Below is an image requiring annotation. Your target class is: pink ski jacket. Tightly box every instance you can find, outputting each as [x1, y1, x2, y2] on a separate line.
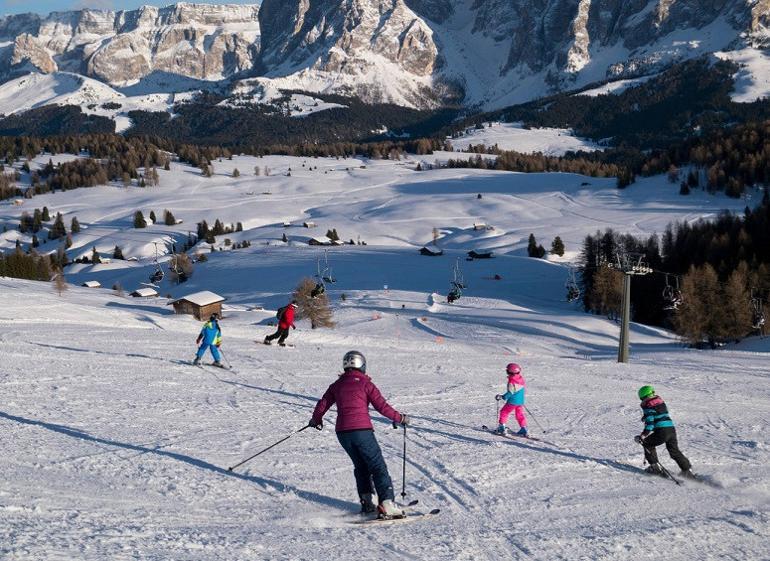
[311, 369, 402, 432]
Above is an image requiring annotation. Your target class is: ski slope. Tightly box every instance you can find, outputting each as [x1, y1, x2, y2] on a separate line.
[1, 154, 768, 559]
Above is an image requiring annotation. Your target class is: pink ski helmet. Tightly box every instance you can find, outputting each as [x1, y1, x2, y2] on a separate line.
[506, 363, 521, 375]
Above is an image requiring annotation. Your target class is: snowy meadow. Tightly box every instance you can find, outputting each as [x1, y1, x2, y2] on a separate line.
[0, 151, 768, 560]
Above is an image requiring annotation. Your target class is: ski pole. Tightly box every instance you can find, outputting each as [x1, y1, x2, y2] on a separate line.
[401, 424, 407, 499]
[228, 425, 310, 472]
[524, 405, 547, 434]
[219, 348, 232, 369]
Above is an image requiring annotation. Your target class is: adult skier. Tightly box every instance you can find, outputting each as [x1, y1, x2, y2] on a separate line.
[635, 385, 696, 479]
[193, 313, 223, 367]
[309, 350, 410, 519]
[495, 363, 528, 436]
[264, 300, 298, 346]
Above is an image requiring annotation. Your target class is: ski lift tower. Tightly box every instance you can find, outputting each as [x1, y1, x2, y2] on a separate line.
[611, 253, 652, 363]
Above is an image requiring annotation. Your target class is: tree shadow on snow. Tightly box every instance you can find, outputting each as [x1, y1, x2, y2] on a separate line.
[0, 410, 353, 512]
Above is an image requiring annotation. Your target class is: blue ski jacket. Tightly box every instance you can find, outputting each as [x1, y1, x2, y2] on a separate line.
[197, 320, 222, 346]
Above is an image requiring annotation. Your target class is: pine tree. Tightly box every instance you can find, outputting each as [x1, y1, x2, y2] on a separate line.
[527, 234, 538, 257]
[71, 217, 80, 233]
[232, 168, 240, 177]
[32, 209, 42, 232]
[48, 213, 66, 240]
[32, 235, 39, 248]
[149, 211, 156, 224]
[42, 206, 50, 221]
[134, 211, 147, 229]
[91, 247, 101, 264]
[282, 232, 288, 243]
[551, 236, 565, 256]
[113, 245, 124, 260]
[164, 209, 176, 225]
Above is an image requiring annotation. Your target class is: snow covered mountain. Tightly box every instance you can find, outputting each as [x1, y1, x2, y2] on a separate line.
[0, 1, 769, 111]
[0, 3, 261, 86]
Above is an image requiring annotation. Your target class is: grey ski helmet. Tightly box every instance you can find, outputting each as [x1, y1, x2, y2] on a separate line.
[343, 350, 366, 373]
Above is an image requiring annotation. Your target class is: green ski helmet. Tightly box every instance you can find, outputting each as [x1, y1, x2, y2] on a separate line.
[638, 385, 655, 400]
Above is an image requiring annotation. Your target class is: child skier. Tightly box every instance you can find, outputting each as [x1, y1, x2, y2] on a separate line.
[309, 350, 410, 519]
[193, 313, 223, 367]
[495, 363, 527, 436]
[635, 385, 695, 479]
[264, 300, 298, 346]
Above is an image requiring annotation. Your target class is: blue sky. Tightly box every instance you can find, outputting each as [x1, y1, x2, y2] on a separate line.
[1, 0, 259, 16]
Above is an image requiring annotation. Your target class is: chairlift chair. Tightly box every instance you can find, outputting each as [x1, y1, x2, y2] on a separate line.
[149, 242, 165, 284]
[663, 274, 683, 311]
[751, 296, 766, 330]
[565, 267, 581, 302]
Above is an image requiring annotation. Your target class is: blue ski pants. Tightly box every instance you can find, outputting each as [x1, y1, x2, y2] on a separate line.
[196, 343, 221, 362]
[336, 429, 395, 502]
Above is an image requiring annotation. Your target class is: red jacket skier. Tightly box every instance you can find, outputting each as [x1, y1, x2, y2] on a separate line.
[264, 300, 298, 346]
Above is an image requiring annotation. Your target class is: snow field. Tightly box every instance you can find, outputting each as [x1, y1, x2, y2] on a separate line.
[0, 274, 768, 560]
[0, 152, 768, 559]
[449, 122, 600, 156]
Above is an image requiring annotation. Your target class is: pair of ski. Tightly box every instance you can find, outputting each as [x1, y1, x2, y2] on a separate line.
[481, 424, 547, 444]
[352, 499, 440, 526]
[257, 340, 295, 348]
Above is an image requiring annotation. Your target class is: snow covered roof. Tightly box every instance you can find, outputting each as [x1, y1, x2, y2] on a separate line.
[81, 281, 101, 288]
[131, 288, 158, 297]
[170, 290, 225, 307]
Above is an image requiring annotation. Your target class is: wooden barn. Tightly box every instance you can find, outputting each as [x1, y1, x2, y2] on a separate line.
[419, 246, 443, 256]
[131, 287, 158, 298]
[169, 291, 225, 320]
[467, 250, 494, 259]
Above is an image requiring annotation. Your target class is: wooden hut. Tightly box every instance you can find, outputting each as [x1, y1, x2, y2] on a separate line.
[467, 250, 494, 259]
[131, 287, 158, 298]
[81, 280, 102, 288]
[419, 246, 443, 256]
[169, 291, 225, 320]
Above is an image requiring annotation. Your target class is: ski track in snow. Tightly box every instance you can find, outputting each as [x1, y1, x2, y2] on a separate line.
[0, 155, 768, 559]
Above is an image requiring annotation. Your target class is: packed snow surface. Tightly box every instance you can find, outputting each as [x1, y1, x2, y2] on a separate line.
[449, 122, 600, 155]
[1, 154, 768, 559]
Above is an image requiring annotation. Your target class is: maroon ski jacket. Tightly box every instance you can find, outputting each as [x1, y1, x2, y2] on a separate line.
[311, 369, 402, 432]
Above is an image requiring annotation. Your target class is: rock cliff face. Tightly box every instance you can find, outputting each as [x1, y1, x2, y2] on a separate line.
[0, 1, 766, 109]
[0, 4, 261, 84]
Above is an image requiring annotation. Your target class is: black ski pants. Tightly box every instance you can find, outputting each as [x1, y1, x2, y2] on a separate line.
[265, 327, 290, 344]
[337, 429, 395, 502]
[642, 427, 691, 471]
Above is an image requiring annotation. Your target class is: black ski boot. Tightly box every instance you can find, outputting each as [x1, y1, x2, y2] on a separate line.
[645, 463, 664, 476]
[680, 469, 698, 481]
[192, 357, 201, 365]
[359, 493, 376, 514]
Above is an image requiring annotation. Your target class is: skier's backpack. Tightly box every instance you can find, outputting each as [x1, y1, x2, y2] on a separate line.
[276, 305, 288, 321]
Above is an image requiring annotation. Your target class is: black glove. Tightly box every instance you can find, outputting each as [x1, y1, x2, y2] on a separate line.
[495, 394, 503, 401]
[400, 414, 411, 427]
[634, 434, 647, 445]
[310, 420, 323, 430]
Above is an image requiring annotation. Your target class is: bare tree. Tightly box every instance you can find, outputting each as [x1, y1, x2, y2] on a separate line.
[52, 270, 67, 297]
[168, 253, 194, 284]
[293, 277, 335, 329]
